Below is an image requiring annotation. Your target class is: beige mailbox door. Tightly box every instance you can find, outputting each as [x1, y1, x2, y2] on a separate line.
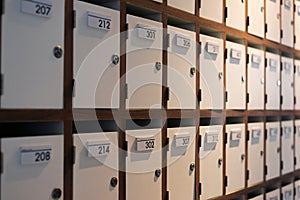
[199, 0, 223, 23]
[281, 120, 294, 175]
[266, 0, 280, 42]
[266, 52, 280, 110]
[247, 0, 264, 38]
[266, 122, 280, 180]
[281, 57, 294, 110]
[226, 0, 246, 31]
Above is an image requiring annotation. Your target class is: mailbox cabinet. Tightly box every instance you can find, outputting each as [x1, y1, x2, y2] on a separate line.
[126, 15, 163, 109]
[167, 26, 196, 109]
[266, 0, 281, 42]
[295, 120, 300, 170]
[1, 0, 65, 108]
[200, 34, 224, 110]
[0, 135, 64, 200]
[73, 1, 120, 108]
[282, 183, 294, 200]
[295, 0, 300, 50]
[199, 125, 223, 200]
[266, 52, 280, 110]
[247, 0, 264, 38]
[281, 56, 294, 110]
[281, 120, 294, 175]
[281, 0, 294, 47]
[225, 0, 246, 31]
[295, 59, 300, 109]
[247, 122, 264, 186]
[199, 0, 223, 23]
[73, 132, 119, 200]
[265, 122, 281, 180]
[167, 0, 195, 14]
[225, 123, 245, 194]
[266, 189, 280, 200]
[225, 41, 246, 109]
[247, 47, 264, 110]
[167, 127, 196, 200]
[126, 128, 162, 200]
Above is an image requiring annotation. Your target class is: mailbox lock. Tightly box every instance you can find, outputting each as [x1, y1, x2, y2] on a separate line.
[218, 158, 223, 166]
[110, 177, 118, 187]
[189, 163, 195, 171]
[112, 54, 120, 65]
[241, 154, 245, 161]
[218, 72, 223, 80]
[155, 169, 161, 178]
[155, 62, 162, 71]
[51, 188, 62, 199]
[53, 46, 63, 59]
[190, 67, 196, 76]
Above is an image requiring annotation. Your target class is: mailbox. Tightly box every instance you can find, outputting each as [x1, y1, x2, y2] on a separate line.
[167, 0, 195, 14]
[199, 0, 223, 23]
[225, 0, 246, 31]
[281, 0, 294, 47]
[266, 0, 281, 42]
[295, 59, 300, 109]
[295, 120, 300, 170]
[247, 0, 264, 38]
[266, 121, 280, 180]
[281, 56, 294, 110]
[295, 0, 300, 50]
[1, 0, 64, 108]
[282, 184, 294, 200]
[296, 180, 300, 199]
[266, 52, 280, 110]
[266, 189, 280, 200]
[281, 120, 294, 175]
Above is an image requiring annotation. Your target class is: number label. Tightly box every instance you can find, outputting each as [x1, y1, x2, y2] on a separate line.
[136, 137, 155, 151]
[87, 141, 110, 157]
[206, 132, 219, 144]
[230, 130, 242, 141]
[297, 65, 300, 73]
[297, 126, 300, 137]
[21, 0, 52, 18]
[20, 145, 52, 165]
[252, 129, 261, 139]
[284, 127, 292, 139]
[206, 42, 219, 54]
[252, 54, 261, 64]
[230, 49, 242, 60]
[175, 133, 191, 147]
[285, 0, 291, 8]
[269, 58, 277, 69]
[87, 12, 111, 31]
[176, 34, 191, 48]
[137, 25, 156, 40]
[284, 62, 291, 71]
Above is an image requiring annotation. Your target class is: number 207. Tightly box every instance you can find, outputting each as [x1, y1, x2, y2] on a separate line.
[35, 4, 51, 16]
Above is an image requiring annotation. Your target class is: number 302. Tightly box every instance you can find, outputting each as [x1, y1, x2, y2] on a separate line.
[35, 151, 51, 162]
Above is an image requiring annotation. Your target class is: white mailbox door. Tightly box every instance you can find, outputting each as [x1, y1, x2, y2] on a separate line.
[266, 0, 281, 42]
[249, 195, 264, 200]
[295, 1, 300, 50]
[167, 127, 195, 200]
[167, 26, 196, 109]
[200, 35, 224, 110]
[281, 120, 294, 174]
[73, 1, 120, 108]
[226, 41, 246, 109]
[281, 0, 294, 47]
[225, 123, 245, 194]
[266, 52, 280, 110]
[167, 0, 195, 14]
[282, 184, 294, 200]
[247, 47, 264, 110]
[199, 0, 223, 23]
[199, 125, 223, 200]
[247, 122, 264, 186]
[126, 15, 163, 109]
[295, 180, 300, 200]
[266, 122, 280, 180]
[295, 120, 300, 170]
[247, 0, 264, 38]
[1, 0, 64, 109]
[226, 0, 246, 31]
[73, 132, 119, 200]
[1, 135, 63, 200]
[295, 60, 300, 109]
[266, 189, 280, 200]
[281, 57, 294, 110]
[126, 128, 162, 200]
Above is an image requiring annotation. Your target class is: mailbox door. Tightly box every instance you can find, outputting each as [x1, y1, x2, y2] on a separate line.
[281, 57, 294, 110]
[200, 34, 224, 110]
[249, 195, 264, 200]
[295, 59, 300, 109]
[226, 0, 246, 31]
[247, 0, 264, 38]
[199, 0, 223, 23]
[167, 26, 196, 109]
[1, 135, 63, 200]
[295, 120, 300, 170]
[247, 47, 264, 110]
[266, 52, 280, 110]
[266, 122, 280, 180]
[126, 128, 162, 200]
[126, 15, 163, 109]
[225, 41, 246, 109]
[167, 0, 195, 14]
[247, 122, 264, 186]
[295, 180, 300, 199]
[1, 0, 64, 108]
[73, 132, 119, 200]
[281, 0, 294, 47]
[199, 125, 223, 200]
[282, 184, 294, 200]
[167, 127, 196, 200]
[225, 123, 245, 194]
[281, 120, 294, 174]
[266, 189, 280, 200]
[266, 0, 281, 42]
[295, 0, 300, 50]
[73, 1, 120, 108]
